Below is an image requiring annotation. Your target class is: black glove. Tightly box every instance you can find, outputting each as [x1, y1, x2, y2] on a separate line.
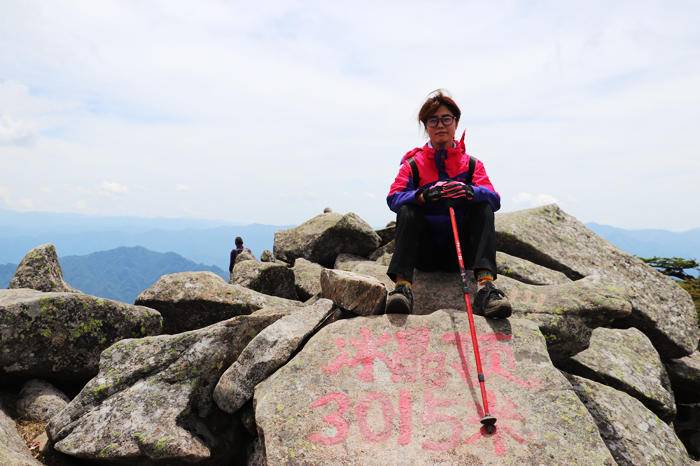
[419, 184, 443, 204]
[440, 180, 474, 201]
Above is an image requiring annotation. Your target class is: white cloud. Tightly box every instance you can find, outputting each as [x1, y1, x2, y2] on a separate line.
[73, 199, 90, 212]
[0, 2, 698, 229]
[0, 185, 35, 211]
[512, 192, 560, 209]
[16, 198, 35, 210]
[100, 181, 128, 196]
[0, 115, 37, 146]
[0, 185, 10, 205]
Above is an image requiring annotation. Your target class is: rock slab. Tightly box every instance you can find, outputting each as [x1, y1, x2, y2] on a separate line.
[560, 327, 675, 422]
[496, 251, 570, 285]
[0, 289, 162, 381]
[255, 312, 615, 465]
[567, 374, 693, 466]
[47, 311, 284, 464]
[320, 269, 386, 316]
[496, 204, 698, 358]
[135, 271, 301, 333]
[0, 402, 41, 465]
[496, 274, 632, 360]
[334, 253, 394, 290]
[214, 299, 335, 413]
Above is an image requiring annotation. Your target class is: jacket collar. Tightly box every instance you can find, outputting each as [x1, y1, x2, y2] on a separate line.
[423, 130, 467, 159]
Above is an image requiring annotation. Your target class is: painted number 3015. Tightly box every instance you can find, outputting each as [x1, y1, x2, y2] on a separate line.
[308, 390, 465, 451]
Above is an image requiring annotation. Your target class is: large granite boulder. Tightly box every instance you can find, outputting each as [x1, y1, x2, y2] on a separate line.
[320, 269, 386, 316]
[274, 212, 381, 267]
[135, 271, 302, 334]
[496, 251, 570, 285]
[47, 308, 288, 464]
[496, 274, 632, 360]
[1, 402, 41, 466]
[8, 243, 78, 293]
[566, 374, 693, 465]
[665, 351, 700, 401]
[17, 379, 70, 422]
[214, 299, 335, 414]
[0, 289, 162, 382]
[496, 204, 698, 358]
[560, 327, 675, 421]
[230, 260, 298, 300]
[255, 312, 615, 465]
[291, 258, 326, 301]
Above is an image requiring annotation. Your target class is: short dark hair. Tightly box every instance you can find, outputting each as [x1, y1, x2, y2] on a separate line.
[235, 236, 243, 245]
[418, 89, 461, 128]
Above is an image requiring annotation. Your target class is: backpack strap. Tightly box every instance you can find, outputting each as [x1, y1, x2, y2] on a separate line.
[465, 156, 476, 184]
[406, 157, 420, 189]
[406, 154, 476, 187]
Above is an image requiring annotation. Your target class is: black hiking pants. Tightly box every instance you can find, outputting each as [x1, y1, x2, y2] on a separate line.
[387, 202, 497, 282]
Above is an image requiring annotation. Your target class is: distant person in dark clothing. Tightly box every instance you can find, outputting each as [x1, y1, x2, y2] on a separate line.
[229, 236, 251, 273]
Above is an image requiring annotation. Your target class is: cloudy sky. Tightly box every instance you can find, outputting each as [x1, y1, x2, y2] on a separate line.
[1, 1, 698, 230]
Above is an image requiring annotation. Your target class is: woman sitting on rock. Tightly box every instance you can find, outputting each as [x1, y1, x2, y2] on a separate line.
[385, 90, 511, 318]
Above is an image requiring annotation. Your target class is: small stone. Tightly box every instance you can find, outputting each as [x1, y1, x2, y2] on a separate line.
[260, 250, 275, 262]
[17, 379, 70, 422]
[9, 243, 78, 293]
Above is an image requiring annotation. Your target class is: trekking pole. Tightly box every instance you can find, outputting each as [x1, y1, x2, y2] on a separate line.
[448, 205, 497, 434]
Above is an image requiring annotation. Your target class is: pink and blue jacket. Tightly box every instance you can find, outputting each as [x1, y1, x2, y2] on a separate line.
[387, 134, 500, 236]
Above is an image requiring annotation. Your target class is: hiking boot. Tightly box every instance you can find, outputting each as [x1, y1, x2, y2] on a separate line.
[474, 281, 512, 319]
[385, 284, 414, 314]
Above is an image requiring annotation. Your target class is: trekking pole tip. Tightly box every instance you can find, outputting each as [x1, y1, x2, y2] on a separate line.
[481, 415, 497, 434]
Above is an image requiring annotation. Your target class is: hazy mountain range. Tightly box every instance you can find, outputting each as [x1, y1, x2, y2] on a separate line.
[586, 223, 700, 260]
[0, 208, 290, 271]
[1, 209, 698, 303]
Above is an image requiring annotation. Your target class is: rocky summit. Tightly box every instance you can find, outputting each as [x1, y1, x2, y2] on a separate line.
[0, 205, 698, 465]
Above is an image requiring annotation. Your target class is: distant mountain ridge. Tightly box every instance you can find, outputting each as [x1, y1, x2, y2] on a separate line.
[0, 209, 291, 270]
[586, 223, 700, 260]
[2, 209, 698, 300]
[1, 246, 226, 303]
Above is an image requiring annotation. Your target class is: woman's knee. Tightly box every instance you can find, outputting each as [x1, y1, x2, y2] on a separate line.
[397, 203, 421, 221]
[470, 202, 494, 218]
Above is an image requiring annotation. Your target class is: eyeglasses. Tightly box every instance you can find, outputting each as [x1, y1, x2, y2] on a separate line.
[426, 115, 455, 128]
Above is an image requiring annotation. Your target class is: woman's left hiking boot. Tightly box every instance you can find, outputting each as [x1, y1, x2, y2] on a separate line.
[474, 281, 512, 319]
[385, 284, 414, 314]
